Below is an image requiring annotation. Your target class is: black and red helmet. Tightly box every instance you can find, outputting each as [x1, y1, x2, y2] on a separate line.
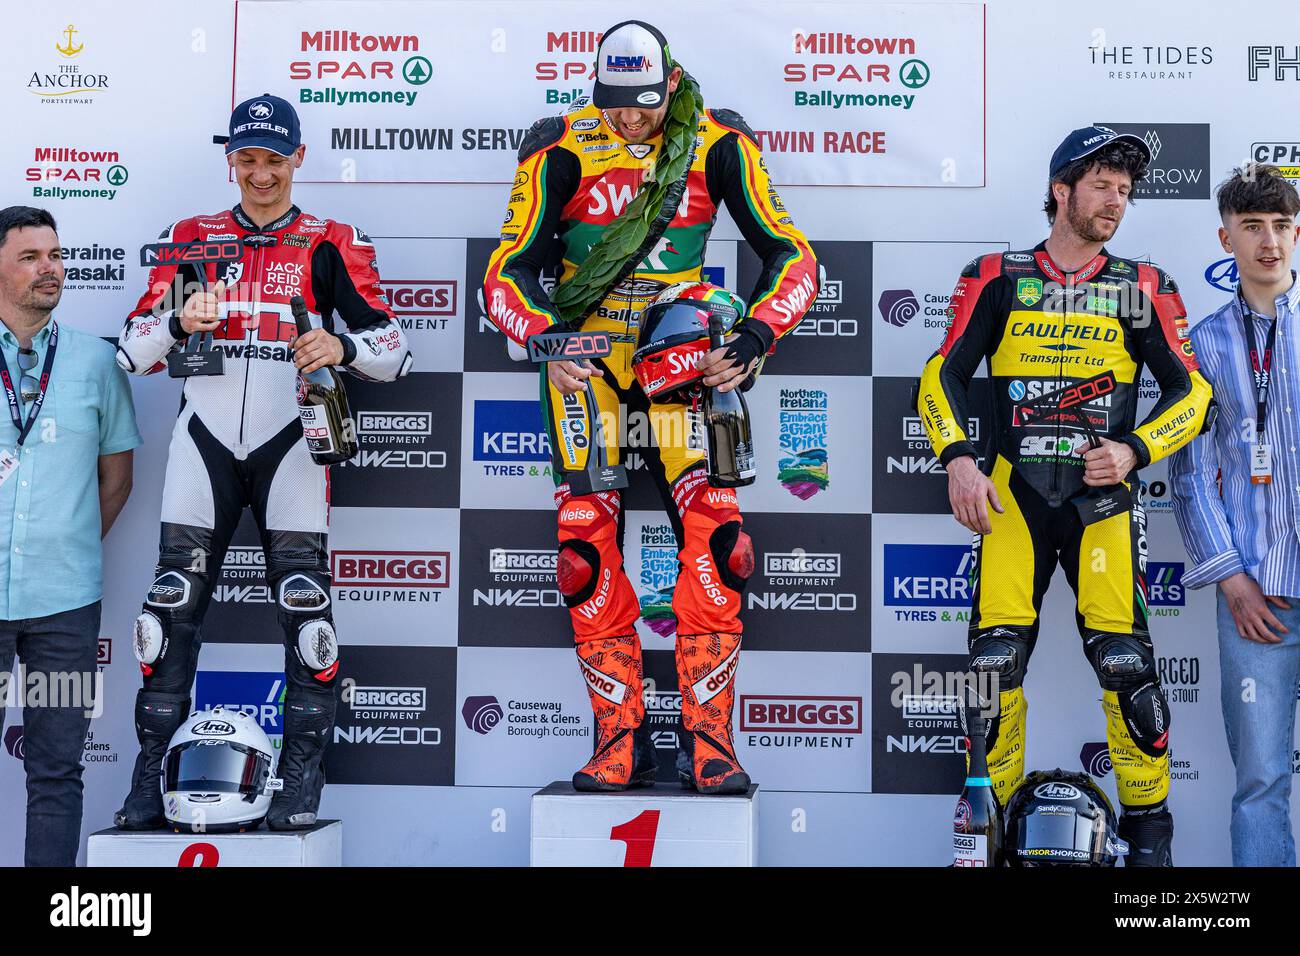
[631, 282, 746, 400]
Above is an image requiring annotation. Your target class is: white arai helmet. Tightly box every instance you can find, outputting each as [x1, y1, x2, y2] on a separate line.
[162, 707, 281, 833]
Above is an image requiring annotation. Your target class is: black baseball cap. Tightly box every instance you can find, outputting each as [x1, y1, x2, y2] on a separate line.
[592, 20, 674, 110]
[1049, 125, 1151, 180]
[215, 94, 302, 156]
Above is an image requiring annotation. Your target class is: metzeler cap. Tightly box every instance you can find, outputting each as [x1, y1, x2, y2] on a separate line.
[217, 94, 302, 156]
[1049, 125, 1151, 180]
[592, 20, 673, 109]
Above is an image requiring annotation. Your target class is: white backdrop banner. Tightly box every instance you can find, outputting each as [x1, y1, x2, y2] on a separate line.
[0, 0, 1297, 867]
[233, 0, 985, 185]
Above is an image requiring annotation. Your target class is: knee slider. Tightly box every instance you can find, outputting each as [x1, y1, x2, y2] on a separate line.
[709, 521, 754, 594]
[1089, 633, 1169, 757]
[295, 620, 339, 683]
[968, 626, 1032, 691]
[132, 611, 167, 668]
[1121, 680, 1171, 758]
[558, 540, 601, 608]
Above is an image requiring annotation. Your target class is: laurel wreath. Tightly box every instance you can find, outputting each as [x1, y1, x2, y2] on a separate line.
[550, 71, 703, 324]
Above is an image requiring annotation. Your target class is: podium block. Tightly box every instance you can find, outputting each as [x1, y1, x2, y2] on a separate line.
[530, 782, 757, 867]
[87, 820, 342, 867]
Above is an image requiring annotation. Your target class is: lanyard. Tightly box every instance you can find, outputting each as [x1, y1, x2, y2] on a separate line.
[1239, 290, 1277, 441]
[0, 321, 58, 448]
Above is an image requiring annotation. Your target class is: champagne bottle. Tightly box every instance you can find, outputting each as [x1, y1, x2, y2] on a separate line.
[291, 296, 358, 466]
[953, 705, 1003, 867]
[703, 314, 757, 488]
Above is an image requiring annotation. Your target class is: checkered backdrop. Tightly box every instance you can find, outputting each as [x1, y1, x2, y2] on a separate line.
[0, 0, 1297, 865]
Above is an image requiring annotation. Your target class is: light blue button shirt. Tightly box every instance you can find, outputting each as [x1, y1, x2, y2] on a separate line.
[0, 320, 141, 620]
[1170, 274, 1300, 597]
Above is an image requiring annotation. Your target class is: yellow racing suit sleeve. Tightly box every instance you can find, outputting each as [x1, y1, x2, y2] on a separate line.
[707, 109, 818, 350]
[918, 254, 1007, 465]
[482, 116, 578, 347]
[1117, 264, 1214, 468]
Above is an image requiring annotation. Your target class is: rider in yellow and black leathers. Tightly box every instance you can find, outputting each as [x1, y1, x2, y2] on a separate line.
[482, 77, 816, 793]
[918, 243, 1213, 863]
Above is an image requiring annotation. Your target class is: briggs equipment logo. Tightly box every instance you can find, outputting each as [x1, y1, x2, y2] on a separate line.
[379, 280, 456, 332]
[740, 695, 863, 734]
[475, 547, 561, 609]
[332, 551, 451, 604]
[339, 409, 447, 471]
[209, 546, 271, 606]
[749, 548, 855, 613]
[208, 546, 271, 606]
[350, 686, 427, 713]
[357, 410, 432, 436]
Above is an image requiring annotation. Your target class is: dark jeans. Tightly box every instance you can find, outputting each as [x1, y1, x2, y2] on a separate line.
[0, 601, 101, 867]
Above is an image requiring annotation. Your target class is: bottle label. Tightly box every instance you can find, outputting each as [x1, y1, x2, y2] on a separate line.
[298, 403, 335, 454]
[953, 832, 988, 867]
[734, 440, 757, 478]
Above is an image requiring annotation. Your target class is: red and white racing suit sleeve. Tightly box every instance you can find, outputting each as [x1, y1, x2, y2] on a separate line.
[116, 220, 201, 375]
[312, 222, 413, 382]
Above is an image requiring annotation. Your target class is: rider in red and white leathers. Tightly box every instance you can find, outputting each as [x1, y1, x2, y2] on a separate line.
[114, 152, 411, 829]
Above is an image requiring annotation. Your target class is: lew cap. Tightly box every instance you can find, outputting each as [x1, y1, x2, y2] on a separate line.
[214, 94, 302, 156]
[1049, 125, 1151, 179]
[592, 20, 674, 109]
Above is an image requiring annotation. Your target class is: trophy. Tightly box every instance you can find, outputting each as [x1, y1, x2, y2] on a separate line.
[527, 329, 628, 494]
[139, 239, 243, 378]
[1014, 370, 1132, 523]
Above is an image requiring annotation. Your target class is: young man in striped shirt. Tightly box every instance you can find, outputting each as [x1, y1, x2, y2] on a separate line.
[1170, 164, 1300, 866]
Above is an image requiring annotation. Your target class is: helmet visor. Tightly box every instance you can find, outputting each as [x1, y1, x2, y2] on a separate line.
[1013, 808, 1105, 864]
[637, 301, 713, 351]
[163, 740, 272, 796]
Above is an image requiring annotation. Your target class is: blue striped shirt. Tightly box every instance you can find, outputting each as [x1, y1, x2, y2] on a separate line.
[1170, 273, 1300, 596]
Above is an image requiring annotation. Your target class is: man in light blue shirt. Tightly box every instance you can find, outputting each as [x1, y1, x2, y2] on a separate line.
[1170, 165, 1300, 866]
[0, 206, 140, 866]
